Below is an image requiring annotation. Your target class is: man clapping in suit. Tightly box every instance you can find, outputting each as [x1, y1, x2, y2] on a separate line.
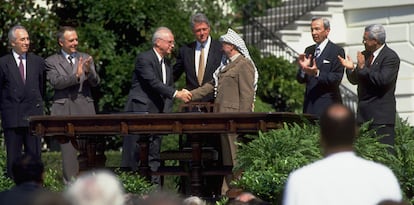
[0, 25, 45, 179]
[45, 26, 100, 182]
[297, 17, 345, 117]
[338, 24, 400, 146]
[122, 27, 191, 184]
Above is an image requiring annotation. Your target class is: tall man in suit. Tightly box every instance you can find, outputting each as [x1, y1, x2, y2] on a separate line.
[45, 26, 100, 182]
[338, 24, 400, 146]
[0, 25, 45, 178]
[297, 17, 345, 117]
[121, 27, 191, 183]
[173, 13, 223, 102]
[173, 13, 224, 195]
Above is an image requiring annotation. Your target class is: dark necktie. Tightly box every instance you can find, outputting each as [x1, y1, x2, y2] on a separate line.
[314, 46, 321, 58]
[18, 55, 25, 83]
[367, 54, 374, 67]
[68, 55, 74, 66]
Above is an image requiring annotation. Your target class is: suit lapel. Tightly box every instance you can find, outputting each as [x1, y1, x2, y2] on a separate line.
[151, 50, 163, 81]
[189, 42, 197, 79]
[7, 54, 25, 86]
[57, 53, 73, 75]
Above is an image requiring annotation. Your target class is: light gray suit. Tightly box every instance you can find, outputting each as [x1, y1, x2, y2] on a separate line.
[45, 51, 100, 181]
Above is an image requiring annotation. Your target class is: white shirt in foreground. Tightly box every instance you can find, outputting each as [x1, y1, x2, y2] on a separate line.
[283, 151, 402, 205]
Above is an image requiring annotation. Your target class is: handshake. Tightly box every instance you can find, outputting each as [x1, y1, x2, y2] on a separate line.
[176, 89, 192, 103]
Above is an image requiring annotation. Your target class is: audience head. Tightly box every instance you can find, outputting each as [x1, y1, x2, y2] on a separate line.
[377, 200, 410, 205]
[8, 25, 30, 55]
[183, 196, 206, 205]
[152, 27, 175, 57]
[65, 170, 125, 205]
[29, 190, 71, 205]
[140, 191, 182, 205]
[12, 154, 44, 185]
[190, 13, 211, 44]
[57, 26, 78, 54]
[320, 104, 356, 153]
[310, 17, 330, 44]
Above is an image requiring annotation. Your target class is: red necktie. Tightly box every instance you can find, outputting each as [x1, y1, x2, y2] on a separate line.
[18, 55, 25, 83]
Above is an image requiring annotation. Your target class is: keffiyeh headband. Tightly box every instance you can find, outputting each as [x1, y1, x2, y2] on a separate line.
[213, 28, 259, 99]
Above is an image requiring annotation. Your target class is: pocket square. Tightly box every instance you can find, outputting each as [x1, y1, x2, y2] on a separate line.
[323, 59, 330, 64]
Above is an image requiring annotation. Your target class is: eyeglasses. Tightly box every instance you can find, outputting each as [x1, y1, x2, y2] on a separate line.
[159, 38, 175, 45]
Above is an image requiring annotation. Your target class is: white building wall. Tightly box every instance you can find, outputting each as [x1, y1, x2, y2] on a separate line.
[342, 0, 414, 124]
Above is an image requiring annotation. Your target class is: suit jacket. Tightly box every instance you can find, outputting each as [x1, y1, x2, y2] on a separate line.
[191, 55, 255, 112]
[0, 52, 45, 128]
[346, 44, 399, 125]
[296, 40, 345, 117]
[125, 49, 175, 113]
[45, 51, 100, 115]
[173, 39, 223, 102]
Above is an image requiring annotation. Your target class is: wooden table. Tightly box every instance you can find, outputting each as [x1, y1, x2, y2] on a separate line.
[29, 112, 316, 195]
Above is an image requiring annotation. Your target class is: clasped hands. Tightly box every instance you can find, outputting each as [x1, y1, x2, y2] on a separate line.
[337, 51, 366, 70]
[298, 54, 319, 76]
[176, 89, 192, 103]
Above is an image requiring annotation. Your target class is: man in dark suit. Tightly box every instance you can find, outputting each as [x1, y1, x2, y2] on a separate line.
[297, 17, 345, 117]
[173, 13, 223, 102]
[121, 27, 191, 183]
[172, 13, 224, 195]
[0, 154, 45, 205]
[338, 24, 400, 146]
[0, 25, 45, 178]
[45, 26, 100, 182]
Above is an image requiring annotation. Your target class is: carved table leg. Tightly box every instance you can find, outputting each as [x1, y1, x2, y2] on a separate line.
[190, 135, 202, 196]
[138, 135, 150, 181]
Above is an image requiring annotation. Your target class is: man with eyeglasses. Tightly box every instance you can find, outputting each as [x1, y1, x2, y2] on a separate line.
[338, 24, 400, 146]
[121, 27, 191, 184]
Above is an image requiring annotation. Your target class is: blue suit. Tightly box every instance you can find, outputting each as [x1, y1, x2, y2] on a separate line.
[297, 41, 345, 117]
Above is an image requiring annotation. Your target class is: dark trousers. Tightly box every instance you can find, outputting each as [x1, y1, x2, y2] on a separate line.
[370, 124, 395, 146]
[121, 134, 162, 184]
[4, 127, 41, 178]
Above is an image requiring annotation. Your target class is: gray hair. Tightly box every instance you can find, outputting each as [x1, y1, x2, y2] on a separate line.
[365, 24, 386, 44]
[8, 25, 27, 45]
[152, 26, 172, 45]
[190, 13, 210, 29]
[311, 17, 330, 30]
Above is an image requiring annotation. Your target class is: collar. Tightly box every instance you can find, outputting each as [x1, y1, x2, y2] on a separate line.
[12, 50, 26, 59]
[153, 48, 163, 63]
[61, 49, 77, 60]
[316, 38, 329, 52]
[229, 53, 241, 62]
[196, 36, 211, 50]
[372, 44, 385, 58]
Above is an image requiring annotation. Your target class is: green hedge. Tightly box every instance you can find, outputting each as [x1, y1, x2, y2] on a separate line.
[234, 118, 414, 204]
